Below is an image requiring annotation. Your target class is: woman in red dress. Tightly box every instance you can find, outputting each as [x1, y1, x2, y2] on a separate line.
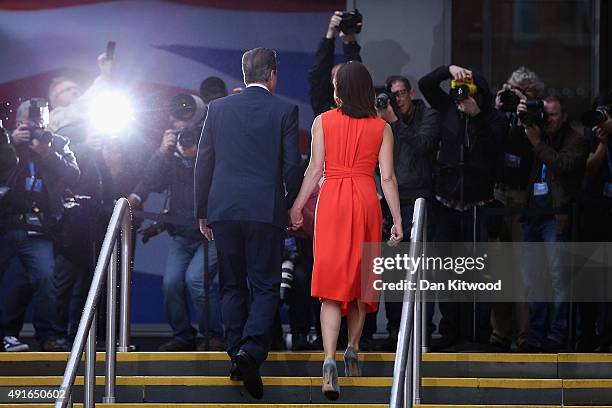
[290, 61, 403, 400]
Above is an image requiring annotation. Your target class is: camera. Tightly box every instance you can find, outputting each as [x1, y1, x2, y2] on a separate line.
[138, 210, 174, 243]
[499, 89, 521, 113]
[450, 78, 477, 103]
[171, 93, 207, 124]
[176, 126, 202, 149]
[26, 98, 53, 144]
[581, 105, 612, 128]
[280, 236, 298, 303]
[519, 100, 546, 127]
[339, 9, 363, 35]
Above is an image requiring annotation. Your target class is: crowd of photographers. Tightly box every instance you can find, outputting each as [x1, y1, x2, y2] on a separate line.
[0, 10, 611, 354]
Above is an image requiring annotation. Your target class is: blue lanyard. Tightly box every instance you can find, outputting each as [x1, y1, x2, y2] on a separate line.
[539, 163, 547, 182]
[28, 160, 36, 178]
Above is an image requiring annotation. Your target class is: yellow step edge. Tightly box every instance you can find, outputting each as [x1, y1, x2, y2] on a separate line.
[558, 353, 612, 363]
[0, 405, 389, 408]
[421, 377, 612, 389]
[422, 353, 558, 363]
[415, 405, 562, 408]
[0, 376, 391, 387]
[0, 351, 396, 362]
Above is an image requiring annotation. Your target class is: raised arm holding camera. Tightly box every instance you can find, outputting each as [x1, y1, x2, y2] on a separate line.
[0, 99, 79, 352]
[308, 10, 363, 116]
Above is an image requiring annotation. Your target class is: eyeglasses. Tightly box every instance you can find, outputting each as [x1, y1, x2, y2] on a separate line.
[392, 89, 410, 98]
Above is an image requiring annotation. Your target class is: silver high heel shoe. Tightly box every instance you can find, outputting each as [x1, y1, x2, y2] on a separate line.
[322, 357, 340, 400]
[344, 346, 361, 377]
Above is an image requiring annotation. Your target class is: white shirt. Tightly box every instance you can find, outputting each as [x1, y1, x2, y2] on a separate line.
[246, 83, 270, 92]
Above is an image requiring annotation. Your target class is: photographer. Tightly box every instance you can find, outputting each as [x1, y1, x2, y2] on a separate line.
[519, 96, 588, 352]
[418, 65, 508, 350]
[376, 75, 440, 350]
[490, 67, 544, 351]
[143, 117, 224, 351]
[576, 92, 612, 351]
[0, 99, 80, 352]
[308, 10, 362, 116]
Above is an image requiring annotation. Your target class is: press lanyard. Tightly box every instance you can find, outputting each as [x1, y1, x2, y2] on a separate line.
[26, 161, 36, 191]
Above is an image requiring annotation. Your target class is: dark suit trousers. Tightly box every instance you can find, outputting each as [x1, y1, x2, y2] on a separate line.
[212, 220, 283, 365]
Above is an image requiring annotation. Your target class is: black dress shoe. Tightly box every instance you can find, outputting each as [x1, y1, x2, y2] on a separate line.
[230, 360, 242, 381]
[234, 350, 263, 399]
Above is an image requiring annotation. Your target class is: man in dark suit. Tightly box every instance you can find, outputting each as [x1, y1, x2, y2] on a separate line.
[194, 47, 302, 399]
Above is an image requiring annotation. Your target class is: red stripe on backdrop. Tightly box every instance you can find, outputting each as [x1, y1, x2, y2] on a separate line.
[0, 0, 344, 12]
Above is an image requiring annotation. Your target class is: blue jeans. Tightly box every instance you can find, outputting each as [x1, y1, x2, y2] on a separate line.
[522, 217, 569, 345]
[0, 229, 62, 343]
[163, 235, 223, 342]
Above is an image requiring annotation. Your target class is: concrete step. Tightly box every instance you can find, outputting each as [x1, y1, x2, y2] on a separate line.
[0, 376, 391, 404]
[0, 352, 395, 377]
[422, 353, 612, 379]
[421, 377, 612, 405]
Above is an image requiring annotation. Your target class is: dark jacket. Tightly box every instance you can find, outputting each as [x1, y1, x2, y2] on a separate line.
[7, 134, 79, 222]
[390, 99, 440, 202]
[195, 86, 303, 229]
[418, 65, 508, 205]
[143, 150, 200, 239]
[497, 114, 534, 190]
[525, 124, 589, 232]
[308, 38, 361, 116]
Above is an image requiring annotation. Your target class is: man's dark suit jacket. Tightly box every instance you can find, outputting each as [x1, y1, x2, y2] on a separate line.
[195, 85, 302, 229]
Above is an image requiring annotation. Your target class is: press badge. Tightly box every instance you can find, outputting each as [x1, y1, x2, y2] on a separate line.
[25, 177, 43, 193]
[604, 182, 612, 198]
[533, 182, 549, 196]
[504, 154, 521, 168]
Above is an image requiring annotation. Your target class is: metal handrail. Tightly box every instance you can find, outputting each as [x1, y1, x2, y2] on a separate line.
[55, 198, 133, 408]
[390, 197, 427, 408]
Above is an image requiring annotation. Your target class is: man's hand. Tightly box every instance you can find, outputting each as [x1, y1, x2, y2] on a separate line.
[97, 53, 113, 78]
[593, 112, 612, 144]
[199, 218, 214, 241]
[524, 124, 542, 147]
[457, 96, 481, 117]
[11, 124, 31, 145]
[127, 193, 142, 209]
[29, 137, 52, 158]
[159, 129, 177, 154]
[376, 103, 398, 124]
[326, 11, 342, 39]
[449, 65, 472, 81]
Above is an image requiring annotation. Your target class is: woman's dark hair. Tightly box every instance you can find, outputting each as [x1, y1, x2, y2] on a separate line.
[334, 61, 376, 118]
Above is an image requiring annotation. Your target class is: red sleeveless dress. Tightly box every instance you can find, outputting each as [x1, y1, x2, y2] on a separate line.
[311, 109, 386, 314]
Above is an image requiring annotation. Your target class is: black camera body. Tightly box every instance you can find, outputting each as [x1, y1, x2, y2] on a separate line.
[376, 93, 391, 110]
[339, 9, 362, 35]
[176, 126, 202, 149]
[519, 100, 547, 127]
[28, 126, 53, 144]
[139, 210, 175, 244]
[499, 89, 521, 113]
[581, 105, 612, 128]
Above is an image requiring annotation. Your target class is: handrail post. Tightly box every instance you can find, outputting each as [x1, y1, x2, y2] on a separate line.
[389, 198, 427, 408]
[118, 207, 132, 352]
[103, 242, 118, 403]
[84, 310, 96, 408]
[55, 198, 130, 408]
[412, 268, 422, 405]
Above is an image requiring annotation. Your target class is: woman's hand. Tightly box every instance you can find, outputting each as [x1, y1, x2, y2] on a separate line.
[388, 223, 403, 247]
[289, 206, 304, 230]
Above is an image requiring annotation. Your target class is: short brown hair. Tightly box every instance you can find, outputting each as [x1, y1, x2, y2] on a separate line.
[242, 48, 277, 84]
[334, 61, 376, 118]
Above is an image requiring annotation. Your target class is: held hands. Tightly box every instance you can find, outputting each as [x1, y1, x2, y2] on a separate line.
[288, 206, 304, 231]
[199, 219, 214, 241]
[388, 222, 403, 247]
[159, 129, 177, 154]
